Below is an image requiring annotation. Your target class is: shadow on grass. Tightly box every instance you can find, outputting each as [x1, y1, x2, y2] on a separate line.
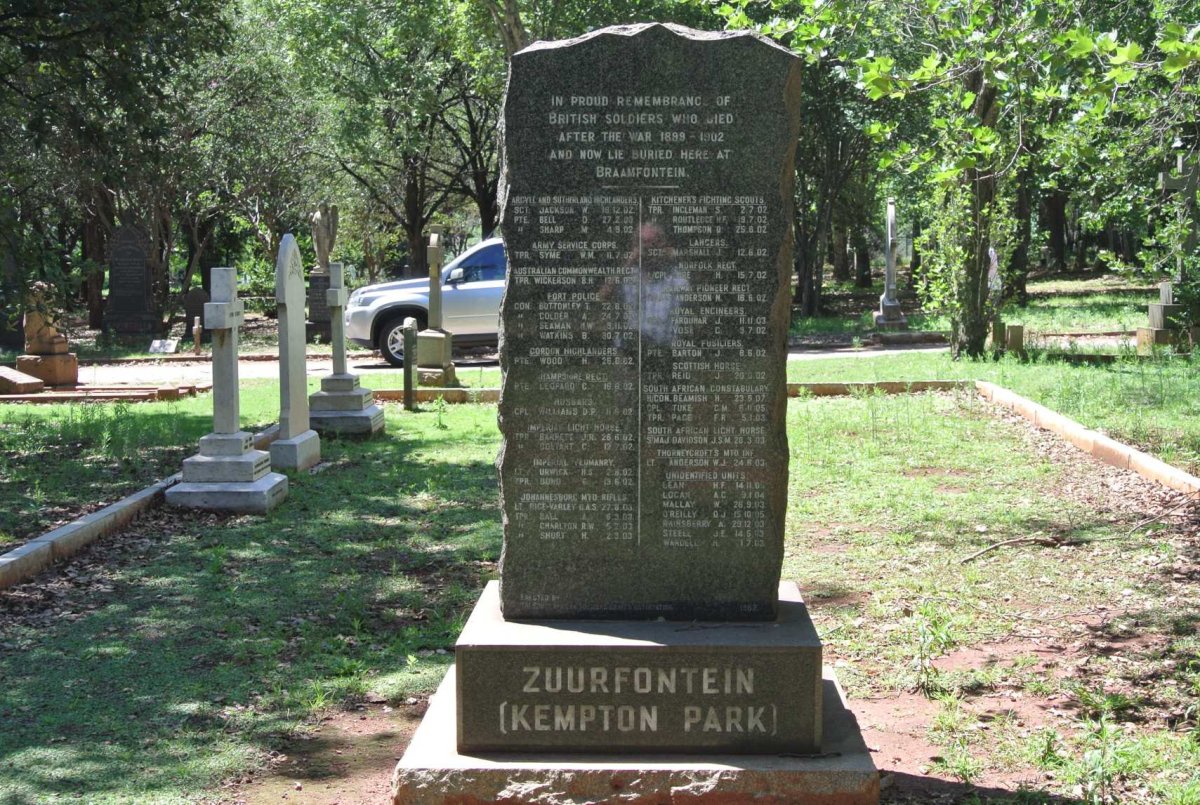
[0, 412, 501, 802]
[883, 771, 1084, 803]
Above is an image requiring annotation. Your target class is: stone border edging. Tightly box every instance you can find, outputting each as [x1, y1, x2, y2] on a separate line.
[0, 424, 283, 590]
[975, 380, 1200, 495]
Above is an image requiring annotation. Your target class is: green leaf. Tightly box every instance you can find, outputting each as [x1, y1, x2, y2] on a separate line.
[960, 91, 976, 111]
[1109, 42, 1143, 65]
[1105, 66, 1136, 85]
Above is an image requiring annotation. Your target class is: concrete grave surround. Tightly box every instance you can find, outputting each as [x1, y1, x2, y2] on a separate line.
[394, 22, 875, 805]
[165, 266, 287, 513]
[269, 234, 321, 470]
[308, 261, 385, 436]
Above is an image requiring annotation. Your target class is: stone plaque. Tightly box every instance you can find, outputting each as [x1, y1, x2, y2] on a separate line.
[457, 581, 822, 753]
[498, 23, 802, 620]
[105, 226, 159, 334]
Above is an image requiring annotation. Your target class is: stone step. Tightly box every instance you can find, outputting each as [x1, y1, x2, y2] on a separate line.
[0, 366, 45, 394]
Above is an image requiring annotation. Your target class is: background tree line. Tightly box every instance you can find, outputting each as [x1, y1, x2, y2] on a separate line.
[1, 0, 1197, 357]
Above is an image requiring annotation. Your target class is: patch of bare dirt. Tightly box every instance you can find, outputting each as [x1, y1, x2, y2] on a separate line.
[220, 703, 423, 805]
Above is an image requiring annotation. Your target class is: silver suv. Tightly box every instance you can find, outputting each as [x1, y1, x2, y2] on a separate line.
[345, 238, 505, 366]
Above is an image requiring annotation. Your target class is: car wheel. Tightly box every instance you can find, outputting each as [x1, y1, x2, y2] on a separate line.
[379, 315, 424, 367]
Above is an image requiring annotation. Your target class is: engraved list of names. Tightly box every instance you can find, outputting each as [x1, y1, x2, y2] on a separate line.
[498, 24, 802, 621]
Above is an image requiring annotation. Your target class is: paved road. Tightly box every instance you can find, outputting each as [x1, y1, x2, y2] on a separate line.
[74, 344, 951, 387]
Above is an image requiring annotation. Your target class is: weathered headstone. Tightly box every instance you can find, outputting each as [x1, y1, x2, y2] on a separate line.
[104, 226, 159, 334]
[874, 197, 907, 329]
[148, 338, 178, 354]
[394, 23, 876, 805]
[165, 267, 288, 513]
[183, 286, 210, 345]
[270, 234, 321, 471]
[308, 260, 385, 437]
[16, 286, 77, 387]
[306, 202, 338, 342]
[415, 229, 457, 386]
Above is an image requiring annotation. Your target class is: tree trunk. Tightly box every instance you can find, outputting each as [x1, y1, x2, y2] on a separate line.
[853, 226, 871, 288]
[80, 188, 113, 329]
[1043, 190, 1068, 271]
[952, 72, 998, 359]
[831, 224, 850, 282]
[909, 216, 922, 286]
[1006, 167, 1033, 307]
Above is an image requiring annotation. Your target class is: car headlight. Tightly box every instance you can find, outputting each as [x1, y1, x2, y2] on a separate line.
[347, 288, 364, 308]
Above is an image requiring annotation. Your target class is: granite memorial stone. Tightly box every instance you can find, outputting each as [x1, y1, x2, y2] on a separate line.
[16, 287, 78, 386]
[183, 286, 210, 345]
[394, 24, 877, 804]
[497, 23, 800, 622]
[874, 197, 906, 329]
[307, 202, 338, 341]
[104, 225, 159, 334]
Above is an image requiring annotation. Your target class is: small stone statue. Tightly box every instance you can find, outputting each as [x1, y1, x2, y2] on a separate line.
[311, 202, 338, 272]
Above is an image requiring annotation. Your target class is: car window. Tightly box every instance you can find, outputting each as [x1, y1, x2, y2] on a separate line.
[454, 244, 506, 283]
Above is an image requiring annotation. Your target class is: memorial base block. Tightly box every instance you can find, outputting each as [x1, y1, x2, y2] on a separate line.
[269, 429, 321, 471]
[309, 405, 385, 437]
[1137, 326, 1188, 355]
[164, 473, 288, 514]
[417, 367, 457, 387]
[457, 581, 822, 755]
[392, 666, 878, 805]
[16, 353, 78, 386]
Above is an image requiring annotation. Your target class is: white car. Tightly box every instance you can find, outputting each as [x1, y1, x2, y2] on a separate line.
[345, 237, 505, 366]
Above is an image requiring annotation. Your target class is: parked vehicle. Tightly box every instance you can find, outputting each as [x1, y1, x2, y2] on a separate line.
[344, 238, 505, 367]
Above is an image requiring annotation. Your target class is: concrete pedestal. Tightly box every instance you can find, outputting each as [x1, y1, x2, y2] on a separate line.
[165, 474, 288, 514]
[1137, 326, 1187, 355]
[392, 666, 878, 805]
[417, 329, 457, 386]
[308, 373, 385, 437]
[16, 353, 78, 386]
[269, 429, 321, 471]
[1148, 302, 1185, 331]
[873, 301, 907, 330]
[456, 582, 823, 755]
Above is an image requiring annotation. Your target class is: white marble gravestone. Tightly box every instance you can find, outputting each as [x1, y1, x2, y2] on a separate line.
[308, 261, 385, 436]
[270, 235, 321, 471]
[874, 197, 906, 328]
[165, 267, 288, 513]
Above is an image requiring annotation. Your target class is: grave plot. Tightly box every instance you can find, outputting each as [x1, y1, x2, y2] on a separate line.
[1, 394, 1197, 802]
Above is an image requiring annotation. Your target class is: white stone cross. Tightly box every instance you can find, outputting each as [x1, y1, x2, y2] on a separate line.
[1159, 153, 1199, 284]
[883, 198, 898, 305]
[204, 267, 245, 435]
[427, 228, 445, 330]
[328, 261, 349, 376]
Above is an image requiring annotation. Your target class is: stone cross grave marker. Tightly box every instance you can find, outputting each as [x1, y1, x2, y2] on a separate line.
[104, 225, 159, 334]
[415, 228, 456, 386]
[874, 197, 906, 328]
[165, 267, 287, 513]
[308, 260, 385, 437]
[270, 234, 321, 471]
[1142, 153, 1198, 340]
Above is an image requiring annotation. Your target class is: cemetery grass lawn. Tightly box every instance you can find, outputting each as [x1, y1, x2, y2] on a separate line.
[787, 351, 1200, 474]
[792, 274, 1156, 340]
[788, 391, 1200, 801]
[0, 384, 280, 550]
[0, 402, 501, 804]
[2, 394, 1198, 801]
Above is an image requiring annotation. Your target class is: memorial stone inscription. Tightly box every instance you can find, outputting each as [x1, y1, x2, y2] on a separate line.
[105, 226, 158, 334]
[498, 23, 802, 621]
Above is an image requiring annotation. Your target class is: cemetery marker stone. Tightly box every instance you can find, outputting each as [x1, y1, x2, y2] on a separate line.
[307, 203, 338, 340]
[874, 197, 906, 328]
[165, 267, 287, 513]
[394, 27, 877, 804]
[1141, 153, 1199, 348]
[104, 226, 159, 334]
[497, 23, 800, 622]
[16, 286, 78, 386]
[270, 234, 321, 471]
[308, 260, 385, 437]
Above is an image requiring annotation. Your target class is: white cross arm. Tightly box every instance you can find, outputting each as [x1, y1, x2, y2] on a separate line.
[204, 299, 245, 330]
[326, 287, 348, 308]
